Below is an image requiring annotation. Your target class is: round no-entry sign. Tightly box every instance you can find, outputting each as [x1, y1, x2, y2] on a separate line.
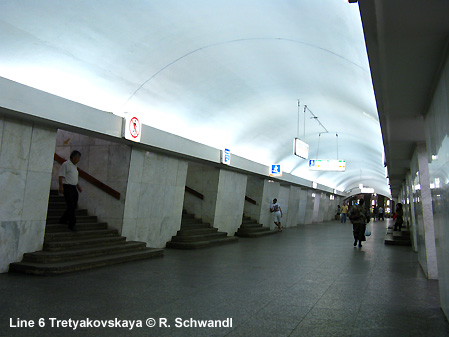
[129, 117, 140, 138]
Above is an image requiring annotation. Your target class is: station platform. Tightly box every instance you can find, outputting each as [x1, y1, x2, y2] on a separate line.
[1, 219, 448, 336]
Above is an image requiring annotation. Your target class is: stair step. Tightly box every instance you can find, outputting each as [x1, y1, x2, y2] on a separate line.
[176, 228, 218, 236]
[182, 213, 195, 219]
[166, 236, 239, 249]
[46, 215, 98, 224]
[180, 223, 211, 229]
[236, 227, 270, 234]
[9, 248, 164, 275]
[384, 233, 412, 246]
[48, 201, 69, 209]
[181, 218, 204, 225]
[170, 232, 227, 242]
[236, 229, 279, 238]
[44, 236, 127, 251]
[240, 223, 263, 229]
[22, 241, 146, 263]
[49, 190, 59, 196]
[45, 229, 119, 242]
[45, 222, 108, 233]
[242, 216, 251, 221]
[49, 195, 65, 202]
[242, 219, 258, 225]
[46, 209, 88, 217]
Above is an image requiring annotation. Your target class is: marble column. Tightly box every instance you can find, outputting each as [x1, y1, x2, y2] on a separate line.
[297, 188, 309, 225]
[304, 190, 316, 224]
[312, 192, 321, 223]
[0, 117, 56, 273]
[278, 185, 290, 228]
[122, 149, 188, 248]
[416, 143, 438, 279]
[286, 186, 301, 228]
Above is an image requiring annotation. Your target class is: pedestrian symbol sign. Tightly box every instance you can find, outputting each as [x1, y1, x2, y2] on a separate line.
[270, 164, 282, 177]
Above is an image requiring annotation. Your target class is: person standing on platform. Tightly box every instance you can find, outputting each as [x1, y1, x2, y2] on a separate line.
[340, 203, 349, 223]
[270, 198, 283, 232]
[373, 205, 378, 222]
[336, 205, 341, 220]
[59, 150, 82, 232]
[393, 203, 404, 231]
[348, 199, 370, 248]
[378, 206, 384, 221]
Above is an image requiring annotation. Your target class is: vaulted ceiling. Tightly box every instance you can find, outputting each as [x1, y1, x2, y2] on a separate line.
[0, 0, 391, 196]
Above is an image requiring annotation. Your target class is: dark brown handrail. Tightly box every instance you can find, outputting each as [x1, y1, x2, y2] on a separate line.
[54, 153, 121, 200]
[245, 196, 257, 205]
[185, 186, 204, 200]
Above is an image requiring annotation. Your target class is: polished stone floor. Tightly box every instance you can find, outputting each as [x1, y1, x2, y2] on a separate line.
[1, 219, 448, 337]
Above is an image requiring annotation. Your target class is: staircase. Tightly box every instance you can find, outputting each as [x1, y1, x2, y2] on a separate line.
[9, 190, 164, 275]
[384, 224, 412, 246]
[166, 211, 238, 249]
[235, 216, 279, 238]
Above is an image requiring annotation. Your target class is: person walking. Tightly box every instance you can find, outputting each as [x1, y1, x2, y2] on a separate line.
[270, 198, 283, 232]
[348, 199, 370, 248]
[59, 150, 82, 232]
[340, 203, 349, 223]
[378, 206, 384, 221]
[393, 203, 404, 231]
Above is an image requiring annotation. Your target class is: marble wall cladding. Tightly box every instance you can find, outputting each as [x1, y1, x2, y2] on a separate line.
[214, 170, 247, 235]
[297, 188, 309, 225]
[423, 54, 449, 319]
[304, 190, 316, 225]
[312, 193, 321, 222]
[259, 180, 280, 229]
[286, 186, 301, 228]
[243, 176, 264, 221]
[0, 117, 56, 273]
[278, 185, 290, 227]
[123, 149, 187, 248]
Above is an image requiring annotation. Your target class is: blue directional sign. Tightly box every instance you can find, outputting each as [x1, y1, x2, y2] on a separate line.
[221, 148, 231, 165]
[270, 164, 282, 177]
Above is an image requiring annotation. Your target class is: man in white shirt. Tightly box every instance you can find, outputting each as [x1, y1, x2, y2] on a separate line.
[270, 198, 283, 232]
[59, 150, 82, 231]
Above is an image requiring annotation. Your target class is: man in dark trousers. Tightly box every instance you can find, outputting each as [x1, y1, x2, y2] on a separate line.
[59, 150, 82, 231]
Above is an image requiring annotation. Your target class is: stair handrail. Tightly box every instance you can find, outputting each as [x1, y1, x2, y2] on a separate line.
[245, 196, 257, 205]
[185, 186, 204, 200]
[54, 153, 121, 200]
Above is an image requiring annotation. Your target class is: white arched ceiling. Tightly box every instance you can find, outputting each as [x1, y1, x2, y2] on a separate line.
[0, 0, 390, 196]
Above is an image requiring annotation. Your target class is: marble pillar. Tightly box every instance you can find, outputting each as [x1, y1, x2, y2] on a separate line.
[297, 188, 309, 225]
[122, 149, 188, 248]
[286, 186, 301, 228]
[304, 190, 316, 224]
[278, 185, 290, 227]
[0, 117, 56, 273]
[312, 192, 321, 223]
[416, 143, 438, 279]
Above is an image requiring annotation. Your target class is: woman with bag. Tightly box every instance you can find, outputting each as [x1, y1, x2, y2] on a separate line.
[348, 199, 370, 248]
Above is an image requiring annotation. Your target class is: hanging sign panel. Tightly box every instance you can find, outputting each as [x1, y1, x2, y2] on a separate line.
[309, 159, 346, 172]
[122, 113, 142, 142]
[270, 164, 282, 177]
[294, 138, 309, 159]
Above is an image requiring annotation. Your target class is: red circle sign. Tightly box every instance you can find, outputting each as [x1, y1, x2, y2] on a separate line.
[129, 117, 140, 138]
